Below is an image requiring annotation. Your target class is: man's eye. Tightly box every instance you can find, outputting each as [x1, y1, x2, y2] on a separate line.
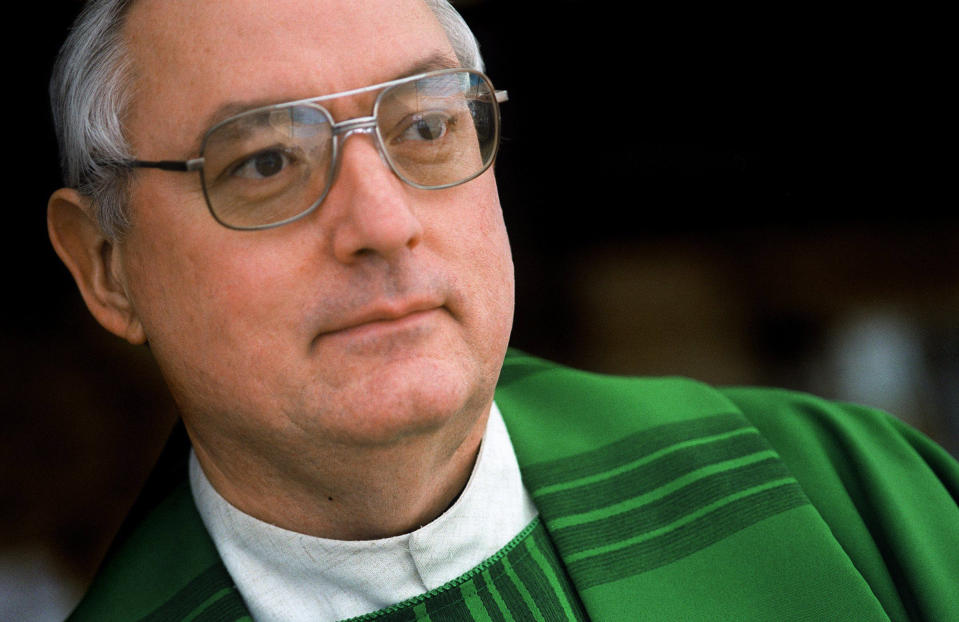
[398, 112, 454, 142]
[231, 149, 293, 179]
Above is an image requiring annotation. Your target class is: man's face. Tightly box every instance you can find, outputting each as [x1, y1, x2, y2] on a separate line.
[116, 0, 514, 450]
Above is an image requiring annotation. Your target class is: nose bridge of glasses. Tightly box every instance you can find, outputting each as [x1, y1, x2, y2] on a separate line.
[331, 116, 393, 178]
[333, 116, 378, 139]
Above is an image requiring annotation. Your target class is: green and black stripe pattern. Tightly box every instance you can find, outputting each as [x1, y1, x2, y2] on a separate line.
[138, 563, 249, 622]
[348, 518, 588, 622]
[522, 413, 811, 590]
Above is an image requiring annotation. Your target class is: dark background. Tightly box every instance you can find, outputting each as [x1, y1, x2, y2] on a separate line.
[4, 1, 955, 619]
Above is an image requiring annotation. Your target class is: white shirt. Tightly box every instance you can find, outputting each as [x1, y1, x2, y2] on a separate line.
[190, 402, 537, 622]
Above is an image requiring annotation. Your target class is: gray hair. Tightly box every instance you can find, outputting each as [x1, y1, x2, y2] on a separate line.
[50, 0, 484, 240]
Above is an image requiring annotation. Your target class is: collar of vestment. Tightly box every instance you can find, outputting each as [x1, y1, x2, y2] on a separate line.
[189, 401, 537, 622]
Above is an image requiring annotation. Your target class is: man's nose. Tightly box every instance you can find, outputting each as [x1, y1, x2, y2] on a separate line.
[326, 132, 424, 263]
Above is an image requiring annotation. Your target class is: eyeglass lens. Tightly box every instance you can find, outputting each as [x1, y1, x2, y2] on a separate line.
[199, 70, 500, 229]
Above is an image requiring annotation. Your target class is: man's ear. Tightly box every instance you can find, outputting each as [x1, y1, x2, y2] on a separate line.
[47, 188, 147, 345]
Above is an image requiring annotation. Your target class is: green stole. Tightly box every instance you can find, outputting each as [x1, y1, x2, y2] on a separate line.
[68, 350, 959, 621]
[344, 517, 588, 621]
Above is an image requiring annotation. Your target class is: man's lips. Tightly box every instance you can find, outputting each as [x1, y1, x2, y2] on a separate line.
[314, 301, 446, 343]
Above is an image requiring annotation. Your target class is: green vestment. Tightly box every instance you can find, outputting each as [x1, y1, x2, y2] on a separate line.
[68, 351, 959, 621]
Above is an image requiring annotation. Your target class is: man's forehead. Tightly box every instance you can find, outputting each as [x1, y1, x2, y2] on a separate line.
[122, 0, 456, 154]
[125, 0, 452, 79]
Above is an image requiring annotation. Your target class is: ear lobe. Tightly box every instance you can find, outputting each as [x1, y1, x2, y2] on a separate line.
[47, 188, 147, 345]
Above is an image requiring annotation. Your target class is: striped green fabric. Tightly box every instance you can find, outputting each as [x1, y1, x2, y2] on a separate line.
[494, 351, 949, 620]
[345, 518, 588, 621]
[139, 565, 249, 622]
[521, 413, 809, 589]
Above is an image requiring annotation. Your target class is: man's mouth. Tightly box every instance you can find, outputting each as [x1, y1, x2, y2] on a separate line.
[313, 300, 447, 347]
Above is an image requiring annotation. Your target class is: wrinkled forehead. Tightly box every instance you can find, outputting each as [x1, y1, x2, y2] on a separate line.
[122, 0, 457, 156]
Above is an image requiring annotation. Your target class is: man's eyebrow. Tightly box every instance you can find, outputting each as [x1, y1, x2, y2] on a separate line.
[187, 52, 461, 155]
[399, 52, 461, 77]
[186, 99, 277, 156]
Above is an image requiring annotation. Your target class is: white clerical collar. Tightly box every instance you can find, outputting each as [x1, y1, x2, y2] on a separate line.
[190, 402, 537, 622]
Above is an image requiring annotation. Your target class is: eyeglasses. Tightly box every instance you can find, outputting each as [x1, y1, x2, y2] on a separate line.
[124, 68, 507, 230]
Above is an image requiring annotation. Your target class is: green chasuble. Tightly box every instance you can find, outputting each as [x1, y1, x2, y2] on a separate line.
[68, 351, 959, 621]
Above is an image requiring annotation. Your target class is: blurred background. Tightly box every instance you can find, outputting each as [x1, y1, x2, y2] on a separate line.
[5, 1, 955, 619]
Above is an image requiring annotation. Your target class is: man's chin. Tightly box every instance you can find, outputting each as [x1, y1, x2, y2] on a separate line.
[298, 352, 492, 448]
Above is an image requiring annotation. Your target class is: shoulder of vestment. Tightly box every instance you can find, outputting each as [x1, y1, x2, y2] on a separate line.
[496, 349, 959, 620]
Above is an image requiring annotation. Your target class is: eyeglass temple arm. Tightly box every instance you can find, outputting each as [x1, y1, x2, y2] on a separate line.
[128, 158, 205, 172]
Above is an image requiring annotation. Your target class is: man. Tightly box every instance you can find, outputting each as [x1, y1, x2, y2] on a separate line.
[48, 0, 958, 621]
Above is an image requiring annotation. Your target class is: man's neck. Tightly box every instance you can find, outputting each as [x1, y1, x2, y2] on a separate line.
[186, 403, 490, 540]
